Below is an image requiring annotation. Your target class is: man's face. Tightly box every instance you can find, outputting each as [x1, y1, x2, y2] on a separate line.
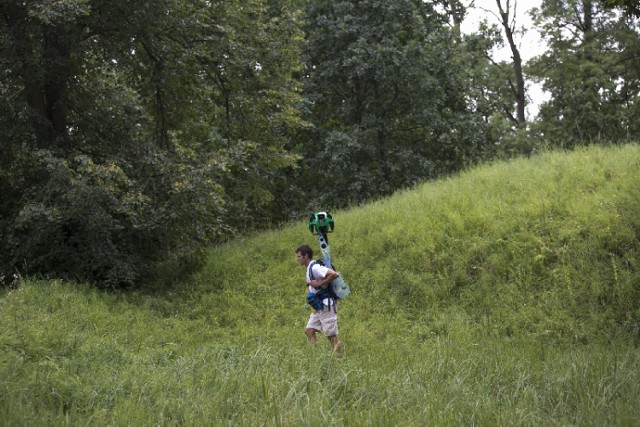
[296, 251, 308, 266]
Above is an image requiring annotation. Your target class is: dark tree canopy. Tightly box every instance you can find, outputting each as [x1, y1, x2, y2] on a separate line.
[1, 0, 638, 287]
[296, 0, 493, 207]
[528, 0, 640, 147]
[0, 0, 304, 286]
[601, 0, 640, 17]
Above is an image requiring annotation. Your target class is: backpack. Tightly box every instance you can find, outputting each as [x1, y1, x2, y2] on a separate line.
[305, 260, 350, 311]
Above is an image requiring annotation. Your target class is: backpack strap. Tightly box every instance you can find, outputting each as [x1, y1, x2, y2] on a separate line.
[308, 260, 317, 282]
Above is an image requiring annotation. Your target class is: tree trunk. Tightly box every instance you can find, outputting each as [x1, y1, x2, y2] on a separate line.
[44, 27, 70, 142]
[496, 0, 526, 127]
[448, 0, 465, 41]
[3, 2, 70, 145]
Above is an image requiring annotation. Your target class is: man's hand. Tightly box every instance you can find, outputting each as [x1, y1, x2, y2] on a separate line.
[310, 269, 339, 289]
[309, 279, 325, 289]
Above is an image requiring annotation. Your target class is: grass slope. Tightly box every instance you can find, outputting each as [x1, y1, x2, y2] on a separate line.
[2, 144, 639, 425]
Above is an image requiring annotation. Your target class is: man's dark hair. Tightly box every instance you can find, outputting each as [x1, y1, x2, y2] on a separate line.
[296, 244, 313, 259]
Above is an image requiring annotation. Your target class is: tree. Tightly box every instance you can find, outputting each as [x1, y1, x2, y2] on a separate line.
[445, 0, 467, 39]
[529, 0, 640, 147]
[446, 0, 535, 157]
[463, 0, 529, 129]
[494, 0, 527, 127]
[0, 0, 305, 287]
[297, 0, 489, 208]
[458, 25, 533, 156]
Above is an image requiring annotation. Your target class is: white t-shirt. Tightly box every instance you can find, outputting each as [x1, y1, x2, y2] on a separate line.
[306, 261, 329, 291]
[306, 262, 333, 306]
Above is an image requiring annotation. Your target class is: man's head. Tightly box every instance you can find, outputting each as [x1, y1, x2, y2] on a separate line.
[296, 244, 313, 266]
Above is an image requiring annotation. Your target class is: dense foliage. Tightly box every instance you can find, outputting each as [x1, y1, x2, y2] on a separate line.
[0, 0, 304, 286]
[295, 0, 492, 206]
[529, 0, 640, 147]
[1, 0, 638, 286]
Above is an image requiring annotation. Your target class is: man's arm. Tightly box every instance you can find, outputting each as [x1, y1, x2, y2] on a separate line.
[309, 268, 338, 289]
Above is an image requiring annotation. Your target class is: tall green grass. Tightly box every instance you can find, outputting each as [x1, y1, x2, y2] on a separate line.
[2, 144, 639, 425]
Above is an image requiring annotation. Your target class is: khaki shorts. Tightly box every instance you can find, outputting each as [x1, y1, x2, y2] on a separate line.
[306, 305, 339, 337]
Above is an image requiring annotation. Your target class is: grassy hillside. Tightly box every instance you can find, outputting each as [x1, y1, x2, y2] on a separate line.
[2, 144, 640, 425]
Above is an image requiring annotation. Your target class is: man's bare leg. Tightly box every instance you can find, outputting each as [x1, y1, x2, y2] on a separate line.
[305, 327, 319, 344]
[328, 335, 344, 357]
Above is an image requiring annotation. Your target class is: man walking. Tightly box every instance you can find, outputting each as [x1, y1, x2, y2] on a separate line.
[296, 244, 344, 356]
